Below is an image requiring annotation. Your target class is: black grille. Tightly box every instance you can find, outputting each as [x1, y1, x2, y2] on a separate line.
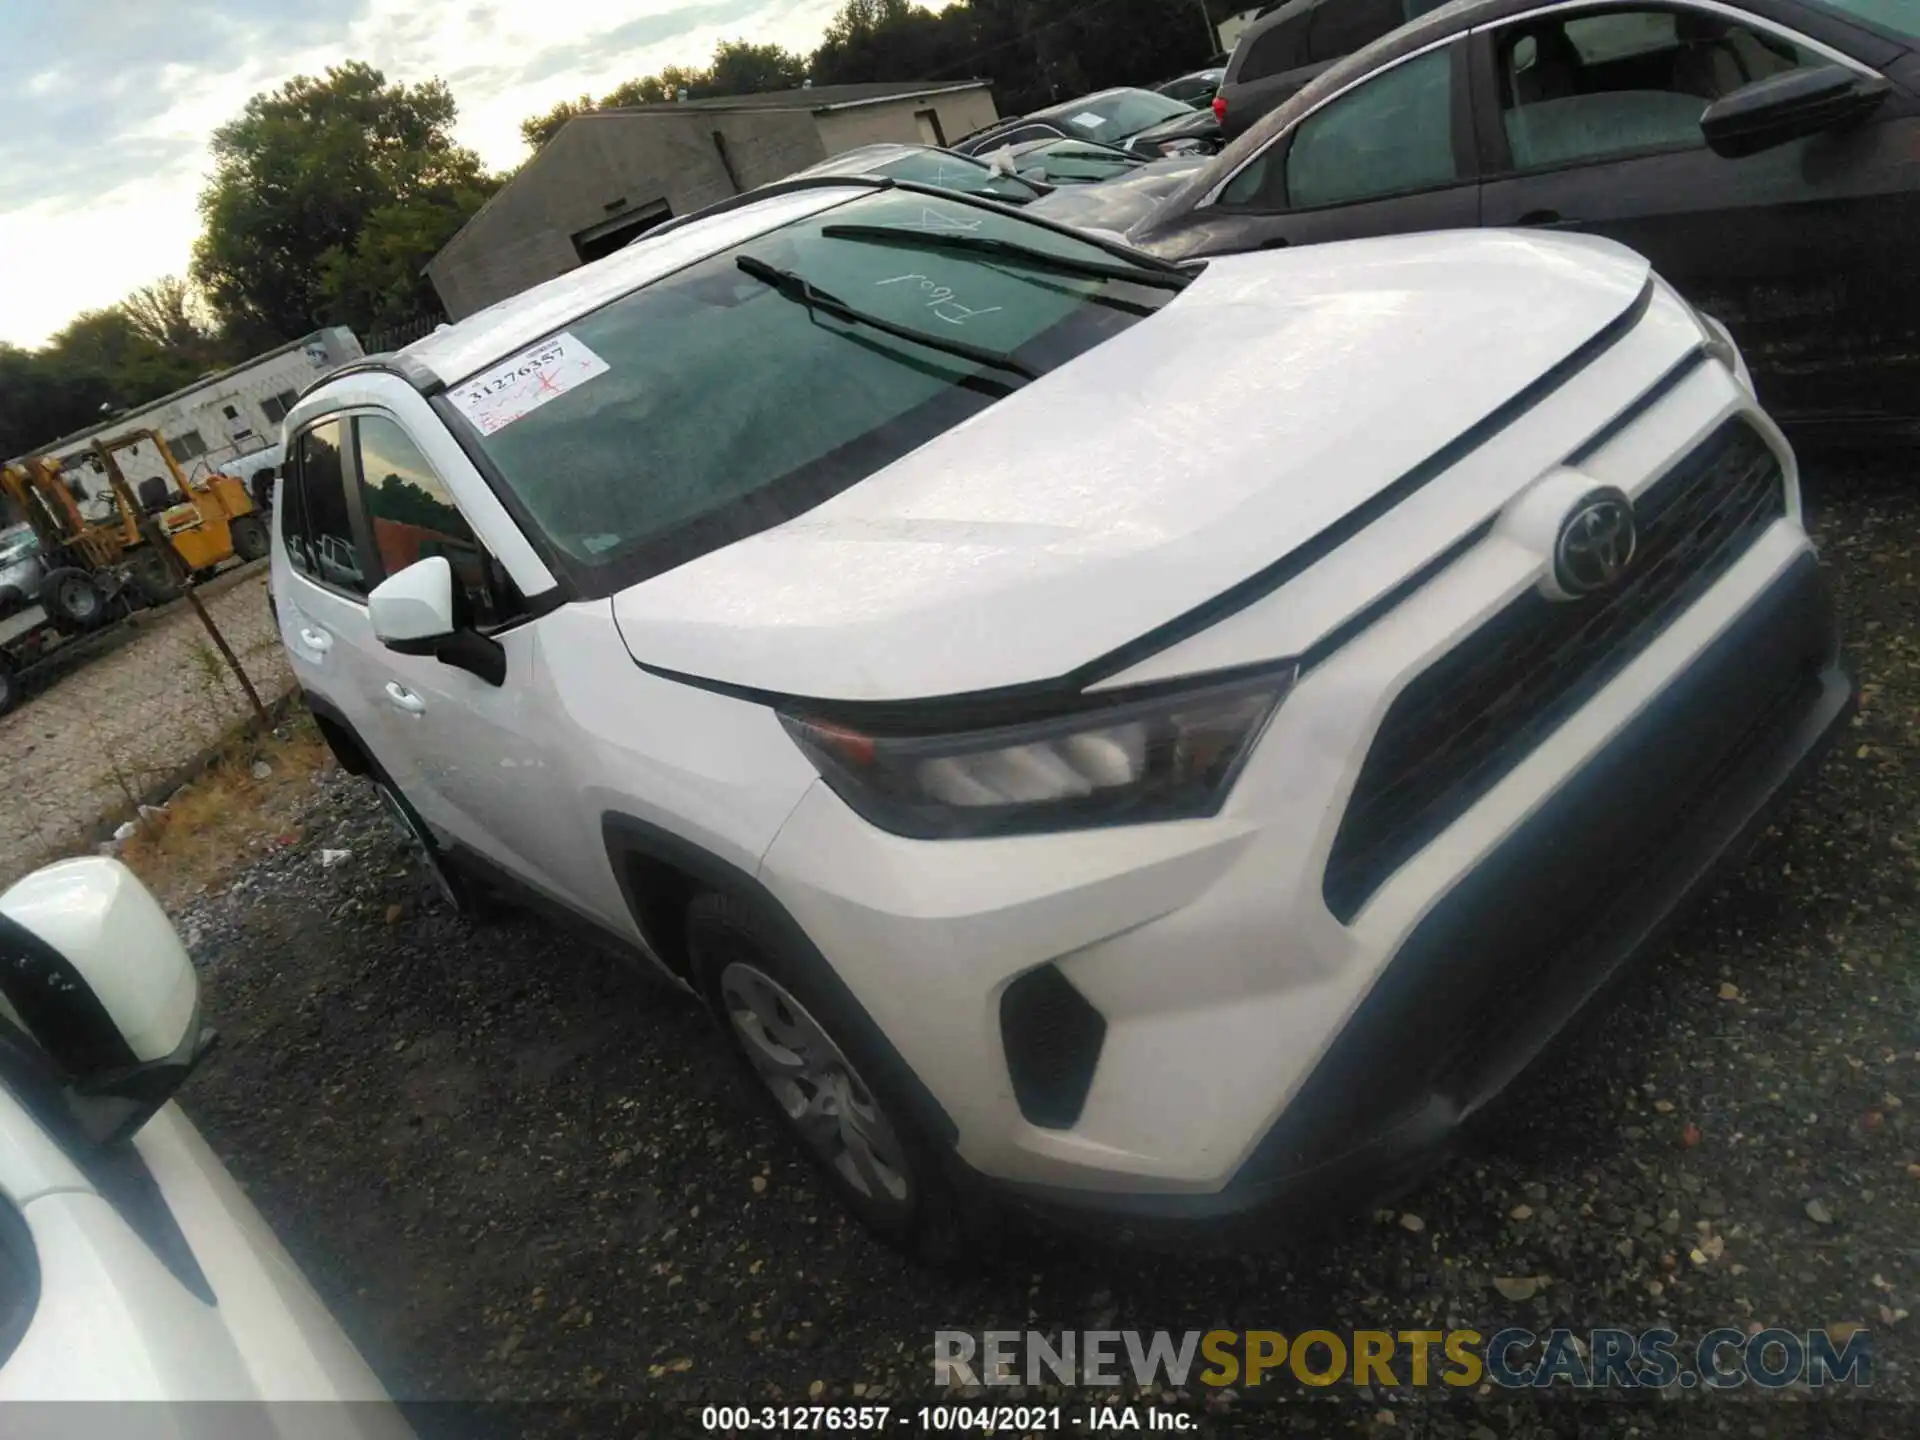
[1323, 419, 1787, 922]
[1001, 964, 1106, 1129]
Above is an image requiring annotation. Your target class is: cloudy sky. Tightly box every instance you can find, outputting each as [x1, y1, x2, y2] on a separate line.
[0, 0, 847, 348]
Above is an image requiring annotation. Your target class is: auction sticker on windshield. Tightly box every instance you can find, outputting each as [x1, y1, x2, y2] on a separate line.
[451, 332, 609, 436]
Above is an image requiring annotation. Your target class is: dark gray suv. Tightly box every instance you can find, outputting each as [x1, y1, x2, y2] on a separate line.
[1216, 0, 1453, 139]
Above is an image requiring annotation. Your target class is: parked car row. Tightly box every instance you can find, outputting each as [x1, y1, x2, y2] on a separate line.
[270, 158, 1850, 1259]
[782, 134, 1204, 209]
[1089, 0, 1920, 441]
[952, 85, 1225, 158]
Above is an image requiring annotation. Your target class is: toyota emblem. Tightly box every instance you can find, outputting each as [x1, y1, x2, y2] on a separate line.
[1553, 490, 1637, 597]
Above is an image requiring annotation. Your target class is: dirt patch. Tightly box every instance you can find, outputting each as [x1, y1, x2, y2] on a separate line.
[115, 713, 334, 908]
[0, 563, 294, 889]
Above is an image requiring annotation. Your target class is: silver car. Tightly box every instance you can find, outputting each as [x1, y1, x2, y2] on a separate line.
[0, 526, 45, 616]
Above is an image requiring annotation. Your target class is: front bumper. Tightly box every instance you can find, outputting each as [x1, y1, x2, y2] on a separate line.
[756, 357, 1849, 1233]
[998, 550, 1849, 1245]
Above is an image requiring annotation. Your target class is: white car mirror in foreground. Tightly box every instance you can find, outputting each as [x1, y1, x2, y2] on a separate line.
[0, 857, 215, 1146]
[369, 555, 457, 651]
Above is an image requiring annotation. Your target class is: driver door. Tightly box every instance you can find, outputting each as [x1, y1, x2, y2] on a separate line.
[1471, 2, 1920, 429]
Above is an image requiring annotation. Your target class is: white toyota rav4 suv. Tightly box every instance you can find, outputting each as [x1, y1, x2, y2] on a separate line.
[271, 179, 1850, 1255]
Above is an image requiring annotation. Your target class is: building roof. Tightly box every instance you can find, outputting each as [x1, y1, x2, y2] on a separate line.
[595, 79, 989, 117]
[431, 79, 994, 278]
[15, 328, 353, 464]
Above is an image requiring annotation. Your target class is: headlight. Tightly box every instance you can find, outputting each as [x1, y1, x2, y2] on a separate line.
[781, 666, 1295, 839]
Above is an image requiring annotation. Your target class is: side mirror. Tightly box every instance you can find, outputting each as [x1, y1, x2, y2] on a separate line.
[0, 857, 215, 1147]
[1701, 63, 1890, 160]
[368, 555, 506, 687]
[370, 555, 458, 653]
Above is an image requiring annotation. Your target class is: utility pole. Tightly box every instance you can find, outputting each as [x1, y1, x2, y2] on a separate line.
[1195, 0, 1217, 53]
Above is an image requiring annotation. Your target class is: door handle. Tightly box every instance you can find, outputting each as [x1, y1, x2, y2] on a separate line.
[1516, 209, 1569, 227]
[1257, 235, 1291, 250]
[384, 681, 426, 716]
[298, 627, 332, 653]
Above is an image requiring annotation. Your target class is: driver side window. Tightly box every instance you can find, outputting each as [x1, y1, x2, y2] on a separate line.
[1496, 6, 1821, 172]
[354, 414, 527, 632]
[1221, 45, 1459, 210]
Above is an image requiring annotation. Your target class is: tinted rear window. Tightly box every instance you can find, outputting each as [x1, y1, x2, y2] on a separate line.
[457, 191, 1175, 595]
[1309, 0, 1409, 62]
[1240, 13, 1312, 80]
[1047, 91, 1196, 144]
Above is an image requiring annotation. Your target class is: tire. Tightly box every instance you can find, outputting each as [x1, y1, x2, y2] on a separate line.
[0, 656, 17, 717]
[126, 547, 181, 606]
[685, 890, 971, 1261]
[41, 568, 105, 631]
[0, 586, 22, 618]
[230, 515, 269, 563]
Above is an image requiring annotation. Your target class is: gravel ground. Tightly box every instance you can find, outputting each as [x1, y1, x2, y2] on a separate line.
[166, 455, 1917, 1438]
[0, 562, 293, 885]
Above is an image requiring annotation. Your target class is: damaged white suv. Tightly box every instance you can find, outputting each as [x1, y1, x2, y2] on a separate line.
[272, 179, 1850, 1255]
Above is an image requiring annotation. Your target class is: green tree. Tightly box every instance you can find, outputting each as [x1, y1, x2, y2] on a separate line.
[0, 345, 119, 459]
[806, 0, 1223, 115]
[192, 62, 496, 341]
[708, 40, 808, 94]
[318, 184, 497, 335]
[43, 308, 203, 406]
[603, 64, 713, 107]
[520, 93, 595, 150]
[121, 276, 214, 355]
[518, 43, 808, 152]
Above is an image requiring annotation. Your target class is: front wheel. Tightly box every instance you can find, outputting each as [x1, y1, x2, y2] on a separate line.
[0, 655, 18, 717]
[41, 568, 105, 631]
[229, 515, 269, 563]
[126, 547, 180, 606]
[686, 891, 969, 1260]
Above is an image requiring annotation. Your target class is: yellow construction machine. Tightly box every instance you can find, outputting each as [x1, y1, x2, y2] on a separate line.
[0, 429, 268, 631]
[91, 428, 269, 577]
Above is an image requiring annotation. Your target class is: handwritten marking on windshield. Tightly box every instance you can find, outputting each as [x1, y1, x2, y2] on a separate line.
[876, 273, 1004, 326]
[886, 206, 984, 233]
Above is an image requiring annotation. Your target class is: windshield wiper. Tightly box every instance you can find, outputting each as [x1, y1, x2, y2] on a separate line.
[734, 254, 1040, 382]
[819, 223, 1191, 289]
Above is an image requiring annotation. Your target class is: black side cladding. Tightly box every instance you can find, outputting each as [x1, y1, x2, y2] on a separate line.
[1323, 419, 1788, 921]
[1000, 964, 1107, 1129]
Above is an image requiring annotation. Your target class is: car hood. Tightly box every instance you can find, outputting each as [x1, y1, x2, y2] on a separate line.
[612, 229, 1652, 703]
[1123, 110, 1220, 150]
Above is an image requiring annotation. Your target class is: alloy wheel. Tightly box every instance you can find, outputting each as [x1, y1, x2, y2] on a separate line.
[719, 961, 913, 1213]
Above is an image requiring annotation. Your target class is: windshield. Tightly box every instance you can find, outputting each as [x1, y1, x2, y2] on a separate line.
[1051, 90, 1195, 144]
[872, 150, 1044, 204]
[1014, 140, 1146, 183]
[1811, 0, 1919, 40]
[453, 189, 1175, 595]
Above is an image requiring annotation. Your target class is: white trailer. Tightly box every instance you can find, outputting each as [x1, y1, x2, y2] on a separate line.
[28, 328, 362, 510]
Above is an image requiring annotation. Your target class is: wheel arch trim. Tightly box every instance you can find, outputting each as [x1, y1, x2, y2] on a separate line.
[600, 809, 960, 1149]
